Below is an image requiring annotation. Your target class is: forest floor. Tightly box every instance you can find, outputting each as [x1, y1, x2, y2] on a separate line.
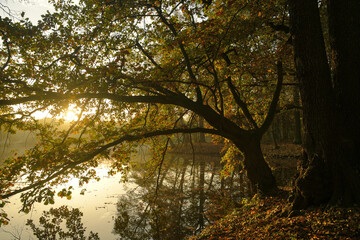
[189, 143, 360, 240]
[189, 195, 360, 240]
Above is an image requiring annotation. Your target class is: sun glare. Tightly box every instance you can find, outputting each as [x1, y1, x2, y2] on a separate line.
[62, 105, 81, 122]
[31, 105, 81, 121]
[63, 110, 78, 121]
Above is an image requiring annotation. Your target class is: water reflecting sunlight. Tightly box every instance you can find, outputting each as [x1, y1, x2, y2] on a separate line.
[0, 151, 249, 240]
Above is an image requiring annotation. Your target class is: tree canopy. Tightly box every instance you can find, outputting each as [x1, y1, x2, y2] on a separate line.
[0, 0, 310, 229]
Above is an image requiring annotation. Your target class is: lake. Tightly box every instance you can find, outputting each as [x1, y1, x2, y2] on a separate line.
[0, 149, 250, 240]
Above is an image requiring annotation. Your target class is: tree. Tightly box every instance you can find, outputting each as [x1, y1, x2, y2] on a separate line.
[0, 0, 291, 218]
[289, 0, 360, 209]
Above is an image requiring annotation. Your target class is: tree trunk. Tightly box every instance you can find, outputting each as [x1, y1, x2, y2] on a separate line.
[326, 0, 360, 206]
[235, 136, 277, 195]
[327, 0, 360, 177]
[293, 85, 302, 144]
[289, 0, 360, 209]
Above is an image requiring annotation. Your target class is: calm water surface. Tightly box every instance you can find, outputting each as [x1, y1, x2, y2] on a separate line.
[0, 153, 248, 240]
[0, 163, 133, 239]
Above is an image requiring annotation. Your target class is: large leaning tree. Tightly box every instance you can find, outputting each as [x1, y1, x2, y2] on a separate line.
[0, 0, 292, 216]
[289, 0, 360, 209]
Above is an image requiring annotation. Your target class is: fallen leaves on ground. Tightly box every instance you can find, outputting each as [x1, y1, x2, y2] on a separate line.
[189, 195, 360, 240]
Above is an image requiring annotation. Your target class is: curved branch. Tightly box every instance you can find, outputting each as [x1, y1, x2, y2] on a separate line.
[41, 46, 83, 70]
[0, 89, 247, 139]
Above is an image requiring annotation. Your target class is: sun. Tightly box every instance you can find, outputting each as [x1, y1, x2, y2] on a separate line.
[64, 109, 79, 122]
[62, 105, 81, 122]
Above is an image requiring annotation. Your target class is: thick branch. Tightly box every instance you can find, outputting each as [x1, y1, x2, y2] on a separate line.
[259, 61, 284, 134]
[0, 92, 170, 107]
[0, 90, 247, 140]
[206, 55, 224, 115]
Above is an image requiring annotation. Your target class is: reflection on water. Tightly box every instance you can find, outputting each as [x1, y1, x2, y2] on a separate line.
[26, 205, 100, 240]
[0, 153, 250, 240]
[0, 163, 133, 240]
[114, 153, 252, 240]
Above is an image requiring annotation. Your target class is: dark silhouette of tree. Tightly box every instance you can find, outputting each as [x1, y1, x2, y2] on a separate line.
[289, 0, 360, 209]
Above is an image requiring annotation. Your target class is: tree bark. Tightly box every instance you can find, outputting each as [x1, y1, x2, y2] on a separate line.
[234, 135, 277, 195]
[293, 85, 302, 144]
[326, 0, 360, 206]
[328, 0, 360, 170]
[289, 0, 360, 209]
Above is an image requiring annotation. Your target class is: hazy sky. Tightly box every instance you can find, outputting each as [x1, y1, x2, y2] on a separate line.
[0, 0, 54, 23]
